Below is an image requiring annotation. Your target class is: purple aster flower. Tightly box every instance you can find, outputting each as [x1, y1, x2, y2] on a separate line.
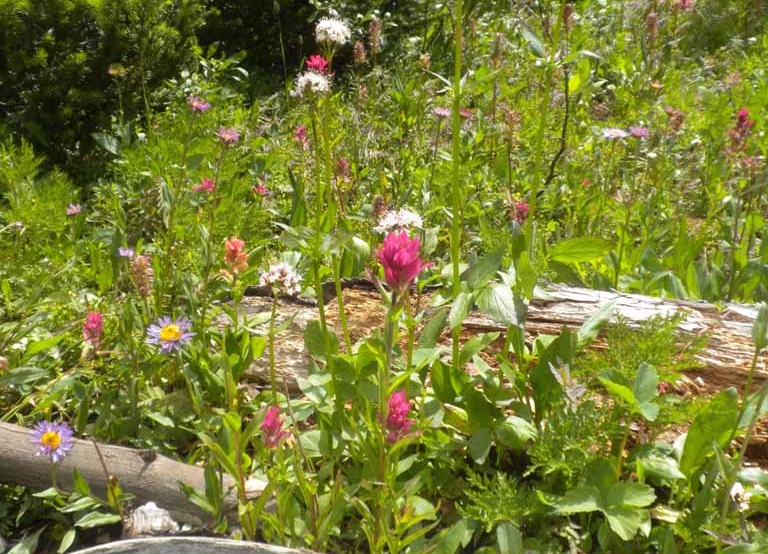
[187, 95, 210, 114]
[146, 316, 195, 353]
[433, 107, 451, 118]
[216, 127, 240, 145]
[629, 126, 650, 139]
[31, 421, 75, 463]
[118, 247, 135, 258]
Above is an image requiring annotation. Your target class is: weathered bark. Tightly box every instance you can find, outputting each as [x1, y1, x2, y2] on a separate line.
[0, 423, 264, 526]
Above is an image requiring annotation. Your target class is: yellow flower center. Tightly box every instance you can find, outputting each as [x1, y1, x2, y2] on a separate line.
[159, 324, 182, 342]
[41, 430, 62, 450]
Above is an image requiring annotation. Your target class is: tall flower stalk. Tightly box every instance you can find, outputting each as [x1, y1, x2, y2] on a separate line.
[450, 0, 464, 373]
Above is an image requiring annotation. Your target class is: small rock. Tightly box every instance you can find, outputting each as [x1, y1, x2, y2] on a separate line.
[128, 502, 179, 535]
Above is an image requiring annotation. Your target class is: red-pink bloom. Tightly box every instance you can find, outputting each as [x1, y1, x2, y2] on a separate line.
[581, 178, 591, 187]
[336, 157, 351, 178]
[192, 177, 216, 193]
[386, 389, 415, 443]
[510, 201, 529, 225]
[306, 54, 329, 73]
[252, 181, 268, 196]
[224, 236, 249, 274]
[216, 127, 240, 145]
[377, 232, 430, 293]
[83, 311, 104, 347]
[261, 405, 290, 448]
[294, 125, 309, 146]
[727, 107, 755, 155]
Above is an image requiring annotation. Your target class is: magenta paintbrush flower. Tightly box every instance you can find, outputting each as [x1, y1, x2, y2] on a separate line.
[82, 311, 104, 347]
[386, 389, 415, 443]
[377, 231, 430, 293]
[261, 405, 290, 448]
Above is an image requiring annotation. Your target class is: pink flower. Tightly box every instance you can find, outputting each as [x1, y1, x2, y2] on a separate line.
[386, 389, 415, 443]
[66, 204, 82, 216]
[261, 406, 290, 448]
[510, 201, 529, 225]
[192, 177, 216, 193]
[629, 126, 650, 139]
[82, 311, 104, 347]
[306, 54, 329, 73]
[336, 157, 351, 178]
[216, 127, 240, 145]
[224, 236, 248, 274]
[187, 96, 210, 113]
[433, 107, 451, 119]
[377, 232, 430, 293]
[294, 125, 309, 146]
[252, 181, 268, 196]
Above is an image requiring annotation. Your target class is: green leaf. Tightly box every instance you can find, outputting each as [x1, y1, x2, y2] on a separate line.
[146, 411, 175, 428]
[468, 428, 492, 464]
[680, 388, 739, 477]
[448, 291, 473, 330]
[496, 522, 522, 553]
[58, 528, 76, 553]
[475, 284, 526, 327]
[463, 246, 504, 291]
[637, 456, 685, 481]
[74, 511, 122, 529]
[60, 496, 101, 513]
[606, 483, 655, 508]
[298, 429, 324, 457]
[459, 332, 499, 367]
[0, 366, 50, 386]
[8, 527, 45, 554]
[752, 303, 768, 352]
[72, 469, 91, 496]
[520, 22, 546, 57]
[304, 320, 339, 358]
[577, 299, 617, 347]
[604, 506, 645, 541]
[92, 132, 121, 155]
[550, 237, 612, 264]
[418, 308, 447, 349]
[24, 334, 65, 358]
[556, 485, 602, 513]
[495, 416, 537, 449]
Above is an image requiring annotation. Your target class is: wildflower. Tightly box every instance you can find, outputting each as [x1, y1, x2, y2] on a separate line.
[306, 54, 329, 73]
[216, 127, 240, 145]
[664, 107, 684, 131]
[83, 311, 104, 347]
[509, 201, 529, 225]
[727, 108, 755, 156]
[261, 406, 290, 448]
[386, 389, 415, 443]
[730, 482, 752, 512]
[66, 204, 82, 216]
[353, 41, 367, 64]
[459, 107, 473, 119]
[131, 254, 154, 296]
[187, 96, 210, 114]
[368, 16, 381, 55]
[336, 157, 351, 178]
[224, 237, 249, 274]
[107, 65, 125, 77]
[260, 262, 302, 296]
[31, 421, 74, 463]
[294, 125, 309, 146]
[118, 247, 135, 258]
[291, 71, 332, 98]
[629, 126, 650, 139]
[374, 208, 423, 234]
[377, 231, 430, 293]
[146, 316, 195, 353]
[192, 177, 216, 194]
[433, 107, 451, 119]
[675, 0, 694, 11]
[602, 127, 629, 140]
[419, 53, 431, 70]
[315, 18, 351, 46]
[645, 11, 658, 43]
[581, 178, 591, 187]
[252, 181, 268, 196]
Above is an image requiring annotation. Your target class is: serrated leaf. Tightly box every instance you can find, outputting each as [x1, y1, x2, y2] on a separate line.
[604, 506, 645, 541]
[556, 485, 602, 513]
[606, 483, 655, 508]
[463, 247, 504, 291]
[550, 237, 612, 264]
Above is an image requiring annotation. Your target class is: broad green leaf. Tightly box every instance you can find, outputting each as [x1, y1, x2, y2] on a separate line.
[74, 511, 122, 528]
[8, 527, 45, 554]
[146, 411, 175, 428]
[496, 522, 522, 553]
[463, 247, 504, 291]
[520, 22, 546, 57]
[58, 528, 76, 553]
[495, 416, 537, 449]
[304, 320, 339, 358]
[604, 506, 645, 541]
[550, 237, 612, 264]
[577, 299, 617, 347]
[0, 366, 50, 386]
[751, 303, 768, 352]
[475, 284, 526, 327]
[92, 132, 120, 155]
[606, 483, 655, 508]
[418, 308, 448, 348]
[406, 495, 437, 519]
[468, 428, 492, 464]
[459, 332, 499, 367]
[680, 388, 739, 477]
[637, 457, 685, 481]
[448, 291, 473, 330]
[464, 388, 495, 430]
[60, 496, 101, 513]
[556, 485, 602, 513]
[72, 468, 91, 495]
[298, 429, 324, 457]
[24, 334, 65, 358]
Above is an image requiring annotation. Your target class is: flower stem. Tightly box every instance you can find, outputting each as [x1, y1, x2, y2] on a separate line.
[450, 0, 464, 374]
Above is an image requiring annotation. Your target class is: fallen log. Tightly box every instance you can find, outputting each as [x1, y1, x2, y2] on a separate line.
[0, 423, 264, 526]
[239, 283, 768, 394]
[72, 536, 314, 553]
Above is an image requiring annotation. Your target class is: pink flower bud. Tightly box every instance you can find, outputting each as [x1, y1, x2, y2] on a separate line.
[376, 232, 430, 293]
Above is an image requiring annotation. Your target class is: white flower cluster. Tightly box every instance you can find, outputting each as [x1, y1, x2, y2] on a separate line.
[260, 263, 302, 296]
[315, 18, 351, 45]
[374, 208, 424, 234]
[291, 71, 332, 98]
